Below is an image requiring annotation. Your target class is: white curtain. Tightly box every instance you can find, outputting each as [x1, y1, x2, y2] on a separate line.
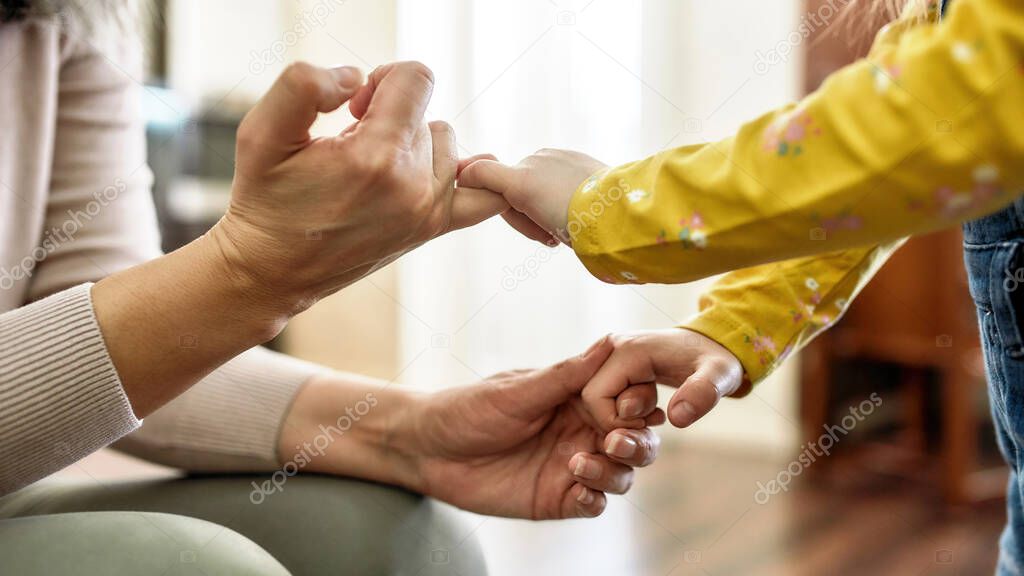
[393, 0, 803, 452]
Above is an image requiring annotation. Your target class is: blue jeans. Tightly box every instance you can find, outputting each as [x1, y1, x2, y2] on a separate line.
[964, 200, 1024, 576]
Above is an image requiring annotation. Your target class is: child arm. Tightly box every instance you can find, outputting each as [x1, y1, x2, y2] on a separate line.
[583, 241, 903, 430]
[570, 0, 1023, 285]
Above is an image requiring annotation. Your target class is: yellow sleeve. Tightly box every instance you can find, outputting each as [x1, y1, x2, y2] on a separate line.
[680, 242, 904, 390]
[568, 0, 1024, 286]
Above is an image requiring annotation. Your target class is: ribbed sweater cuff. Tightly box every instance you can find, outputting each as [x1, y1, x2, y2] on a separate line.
[115, 346, 324, 472]
[0, 283, 140, 495]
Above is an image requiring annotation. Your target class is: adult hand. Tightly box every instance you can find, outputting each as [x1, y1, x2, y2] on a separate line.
[458, 149, 607, 246]
[404, 337, 663, 519]
[213, 61, 507, 323]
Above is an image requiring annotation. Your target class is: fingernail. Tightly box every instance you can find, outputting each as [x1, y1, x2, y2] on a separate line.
[573, 456, 600, 480]
[334, 66, 362, 89]
[671, 401, 698, 427]
[577, 486, 594, 505]
[607, 434, 638, 458]
[619, 399, 643, 419]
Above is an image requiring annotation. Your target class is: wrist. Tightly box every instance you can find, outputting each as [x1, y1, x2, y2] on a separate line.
[280, 375, 427, 492]
[205, 214, 311, 336]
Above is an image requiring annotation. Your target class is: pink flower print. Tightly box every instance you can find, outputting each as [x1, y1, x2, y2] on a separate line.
[745, 331, 778, 366]
[821, 213, 863, 233]
[934, 186, 972, 218]
[930, 167, 1003, 219]
[677, 213, 709, 250]
[972, 165, 1003, 203]
[763, 108, 820, 157]
[872, 64, 902, 93]
[752, 335, 776, 355]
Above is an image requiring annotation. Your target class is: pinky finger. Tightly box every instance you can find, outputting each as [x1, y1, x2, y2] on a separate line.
[571, 483, 607, 518]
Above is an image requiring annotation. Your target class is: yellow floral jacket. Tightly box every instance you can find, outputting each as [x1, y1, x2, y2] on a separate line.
[567, 0, 1024, 393]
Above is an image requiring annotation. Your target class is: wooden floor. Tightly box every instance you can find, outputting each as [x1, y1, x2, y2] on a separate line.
[476, 441, 1007, 576]
[60, 444, 1008, 576]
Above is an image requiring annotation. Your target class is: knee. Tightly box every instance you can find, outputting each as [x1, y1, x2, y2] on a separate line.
[150, 512, 291, 576]
[244, 475, 488, 575]
[0, 511, 290, 576]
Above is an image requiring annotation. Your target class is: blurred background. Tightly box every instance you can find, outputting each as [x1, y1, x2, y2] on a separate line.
[58, 0, 1008, 574]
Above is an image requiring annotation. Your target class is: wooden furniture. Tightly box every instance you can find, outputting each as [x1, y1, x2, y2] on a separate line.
[798, 0, 1002, 505]
[798, 231, 1000, 504]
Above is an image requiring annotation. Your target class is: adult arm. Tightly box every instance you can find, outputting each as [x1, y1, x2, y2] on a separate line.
[0, 26, 505, 493]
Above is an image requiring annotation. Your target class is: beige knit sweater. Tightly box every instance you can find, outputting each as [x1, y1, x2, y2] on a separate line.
[0, 17, 324, 494]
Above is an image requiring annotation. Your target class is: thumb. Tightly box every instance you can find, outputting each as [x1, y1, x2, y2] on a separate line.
[447, 154, 510, 232]
[237, 63, 363, 169]
[667, 359, 741, 428]
[512, 336, 613, 416]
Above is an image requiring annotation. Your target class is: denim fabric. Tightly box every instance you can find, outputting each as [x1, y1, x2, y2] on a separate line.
[964, 200, 1024, 576]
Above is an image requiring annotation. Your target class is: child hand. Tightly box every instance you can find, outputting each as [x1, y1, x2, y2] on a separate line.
[457, 149, 607, 245]
[581, 329, 745, 433]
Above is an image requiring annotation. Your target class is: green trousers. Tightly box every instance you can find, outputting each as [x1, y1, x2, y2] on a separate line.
[0, 474, 488, 575]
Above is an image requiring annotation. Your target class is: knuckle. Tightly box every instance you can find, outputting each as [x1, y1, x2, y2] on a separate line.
[235, 119, 259, 154]
[357, 145, 400, 178]
[706, 356, 739, 376]
[281, 62, 321, 99]
[611, 333, 640, 351]
[400, 60, 435, 86]
[601, 413, 619, 432]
